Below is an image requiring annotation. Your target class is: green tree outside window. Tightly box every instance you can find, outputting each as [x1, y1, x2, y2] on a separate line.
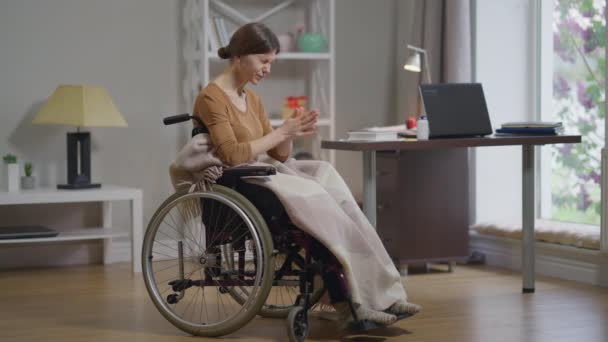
[551, 0, 605, 225]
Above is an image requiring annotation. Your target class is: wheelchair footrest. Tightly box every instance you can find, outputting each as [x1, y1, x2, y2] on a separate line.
[168, 279, 194, 292]
[346, 313, 412, 332]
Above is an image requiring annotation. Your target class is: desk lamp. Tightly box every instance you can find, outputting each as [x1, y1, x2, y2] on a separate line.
[32, 85, 127, 189]
[404, 44, 432, 84]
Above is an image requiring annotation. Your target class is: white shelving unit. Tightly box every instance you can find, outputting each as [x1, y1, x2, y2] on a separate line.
[183, 0, 335, 164]
[0, 185, 143, 272]
[208, 52, 331, 61]
[0, 227, 128, 244]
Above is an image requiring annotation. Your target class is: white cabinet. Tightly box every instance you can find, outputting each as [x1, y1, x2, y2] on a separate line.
[183, 0, 336, 164]
[0, 186, 143, 272]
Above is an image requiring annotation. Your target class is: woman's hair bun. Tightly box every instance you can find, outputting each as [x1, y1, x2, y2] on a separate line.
[218, 46, 231, 59]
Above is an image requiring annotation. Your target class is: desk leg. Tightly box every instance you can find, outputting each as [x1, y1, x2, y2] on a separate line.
[522, 145, 535, 293]
[363, 151, 377, 228]
[131, 193, 143, 273]
[102, 201, 112, 265]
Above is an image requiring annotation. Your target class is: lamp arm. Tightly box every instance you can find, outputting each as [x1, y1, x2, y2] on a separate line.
[407, 44, 426, 53]
[422, 51, 432, 84]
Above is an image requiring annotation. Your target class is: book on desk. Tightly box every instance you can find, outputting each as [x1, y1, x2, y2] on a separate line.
[495, 121, 564, 136]
[346, 124, 416, 141]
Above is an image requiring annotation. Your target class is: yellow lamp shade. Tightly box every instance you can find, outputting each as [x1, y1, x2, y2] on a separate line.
[32, 85, 127, 127]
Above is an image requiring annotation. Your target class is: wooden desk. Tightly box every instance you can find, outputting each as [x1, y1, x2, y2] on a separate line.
[322, 135, 581, 292]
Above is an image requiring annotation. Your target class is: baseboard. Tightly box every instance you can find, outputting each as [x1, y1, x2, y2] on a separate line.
[469, 232, 608, 287]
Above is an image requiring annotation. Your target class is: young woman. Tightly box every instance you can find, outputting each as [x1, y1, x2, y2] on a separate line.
[193, 22, 421, 326]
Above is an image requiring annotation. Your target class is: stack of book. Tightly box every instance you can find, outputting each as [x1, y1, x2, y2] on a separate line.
[346, 124, 409, 141]
[495, 121, 564, 135]
[347, 130, 399, 141]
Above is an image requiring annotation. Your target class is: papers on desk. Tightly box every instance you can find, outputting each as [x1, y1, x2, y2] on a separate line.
[346, 124, 416, 141]
[347, 130, 399, 141]
[495, 121, 564, 136]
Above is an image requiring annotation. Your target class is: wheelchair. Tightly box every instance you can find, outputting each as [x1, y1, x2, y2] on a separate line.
[141, 114, 399, 341]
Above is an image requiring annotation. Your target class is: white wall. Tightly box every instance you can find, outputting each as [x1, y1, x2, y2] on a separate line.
[334, 0, 397, 199]
[0, 0, 397, 267]
[0, 0, 184, 266]
[474, 0, 535, 223]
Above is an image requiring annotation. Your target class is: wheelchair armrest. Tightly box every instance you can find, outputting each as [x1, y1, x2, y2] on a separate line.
[222, 165, 276, 177]
[217, 166, 276, 189]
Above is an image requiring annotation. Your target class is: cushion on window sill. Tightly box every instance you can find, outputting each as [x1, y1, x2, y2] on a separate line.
[471, 219, 600, 250]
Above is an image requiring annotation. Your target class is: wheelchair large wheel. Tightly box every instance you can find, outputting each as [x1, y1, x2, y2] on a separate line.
[228, 251, 326, 319]
[142, 185, 274, 337]
[223, 180, 327, 318]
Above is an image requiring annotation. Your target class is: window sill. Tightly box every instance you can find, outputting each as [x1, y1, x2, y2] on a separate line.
[471, 218, 600, 250]
[469, 231, 608, 286]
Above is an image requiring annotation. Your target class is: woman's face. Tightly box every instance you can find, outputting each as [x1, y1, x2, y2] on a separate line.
[236, 51, 277, 85]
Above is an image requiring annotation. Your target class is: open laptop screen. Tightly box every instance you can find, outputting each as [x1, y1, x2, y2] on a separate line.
[419, 83, 493, 138]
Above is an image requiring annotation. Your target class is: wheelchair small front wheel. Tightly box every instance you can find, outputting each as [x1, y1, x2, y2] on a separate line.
[287, 306, 309, 342]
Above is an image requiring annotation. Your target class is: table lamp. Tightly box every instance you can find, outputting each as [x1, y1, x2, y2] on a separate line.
[32, 85, 127, 189]
[404, 44, 432, 84]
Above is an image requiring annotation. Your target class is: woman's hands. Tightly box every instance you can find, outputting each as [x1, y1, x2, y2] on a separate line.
[278, 107, 319, 140]
[249, 107, 318, 163]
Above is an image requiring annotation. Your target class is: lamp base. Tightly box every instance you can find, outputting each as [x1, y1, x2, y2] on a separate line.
[57, 183, 101, 190]
[60, 131, 101, 190]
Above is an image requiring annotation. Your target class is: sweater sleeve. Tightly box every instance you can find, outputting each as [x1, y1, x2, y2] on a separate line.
[257, 98, 290, 163]
[193, 93, 253, 166]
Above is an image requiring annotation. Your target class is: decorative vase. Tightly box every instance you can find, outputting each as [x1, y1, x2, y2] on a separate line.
[5, 163, 19, 192]
[297, 33, 326, 53]
[21, 176, 35, 190]
[277, 32, 294, 52]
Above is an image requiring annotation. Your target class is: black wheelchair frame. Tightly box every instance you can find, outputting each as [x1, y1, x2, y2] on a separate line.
[143, 114, 394, 342]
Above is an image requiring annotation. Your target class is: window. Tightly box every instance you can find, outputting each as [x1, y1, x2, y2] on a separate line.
[539, 0, 605, 226]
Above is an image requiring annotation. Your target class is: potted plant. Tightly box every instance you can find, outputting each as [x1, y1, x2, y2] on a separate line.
[21, 162, 35, 189]
[3, 153, 19, 192]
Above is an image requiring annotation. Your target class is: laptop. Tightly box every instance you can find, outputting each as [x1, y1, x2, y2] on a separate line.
[0, 226, 58, 240]
[419, 83, 493, 138]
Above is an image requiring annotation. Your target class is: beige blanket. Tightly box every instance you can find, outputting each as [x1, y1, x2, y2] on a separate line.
[170, 135, 407, 311]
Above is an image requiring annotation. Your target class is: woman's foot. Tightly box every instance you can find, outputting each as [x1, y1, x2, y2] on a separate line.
[333, 302, 397, 327]
[386, 299, 422, 316]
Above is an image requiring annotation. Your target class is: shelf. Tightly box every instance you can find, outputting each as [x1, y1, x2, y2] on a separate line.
[209, 52, 331, 61]
[0, 227, 129, 245]
[0, 185, 142, 205]
[0, 183, 143, 272]
[270, 118, 331, 127]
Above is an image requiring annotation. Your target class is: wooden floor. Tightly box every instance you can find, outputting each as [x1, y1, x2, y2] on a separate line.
[1, 263, 607, 342]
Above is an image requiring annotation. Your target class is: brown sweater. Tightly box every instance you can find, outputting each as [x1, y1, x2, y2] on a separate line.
[192, 83, 288, 166]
